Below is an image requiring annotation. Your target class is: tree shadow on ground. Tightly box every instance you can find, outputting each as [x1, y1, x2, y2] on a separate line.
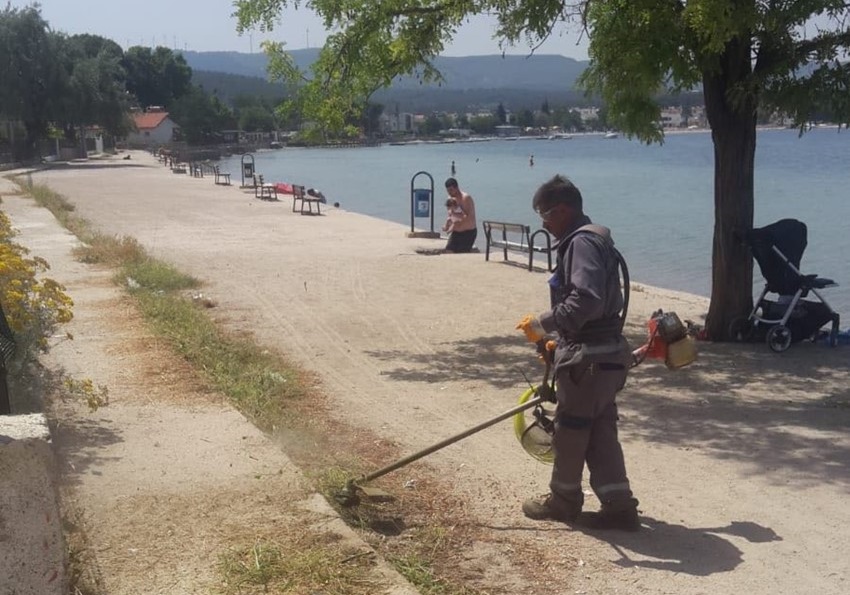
[34, 365, 124, 486]
[623, 340, 850, 487]
[50, 416, 124, 486]
[366, 333, 539, 389]
[365, 331, 850, 485]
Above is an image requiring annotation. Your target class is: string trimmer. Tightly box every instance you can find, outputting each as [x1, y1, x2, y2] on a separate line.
[334, 343, 558, 507]
[334, 307, 698, 507]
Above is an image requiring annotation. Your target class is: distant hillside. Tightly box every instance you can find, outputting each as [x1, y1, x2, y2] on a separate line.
[181, 49, 321, 80]
[190, 69, 577, 112]
[181, 49, 588, 93]
[192, 70, 289, 104]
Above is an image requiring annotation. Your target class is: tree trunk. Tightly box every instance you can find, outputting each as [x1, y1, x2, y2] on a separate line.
[79, 125, 88, 159]
[21, 122, 41, 162]
[702, 37, 758, 341]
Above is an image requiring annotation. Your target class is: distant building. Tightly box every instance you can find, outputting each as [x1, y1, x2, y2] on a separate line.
[126, 107, 179, 147]
[84, 126, 109, 154]
[380, 112, 415, 133]
[660, 107, 684, 128]
[221, 130, 241, 143]
[494, 124, 521, 137]
[412, 114, 427, 132]
[576, 108, 599, 122]
[440, 128, 472, 137]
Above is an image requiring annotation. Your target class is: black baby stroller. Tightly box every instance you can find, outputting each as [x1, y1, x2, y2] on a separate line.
[729, 219, 840, 352]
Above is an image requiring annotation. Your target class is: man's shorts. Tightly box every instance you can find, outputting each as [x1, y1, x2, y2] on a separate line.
[446, 228, 477, 253]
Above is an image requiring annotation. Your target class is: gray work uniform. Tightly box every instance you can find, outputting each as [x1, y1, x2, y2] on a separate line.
[538, 215, 636, 510]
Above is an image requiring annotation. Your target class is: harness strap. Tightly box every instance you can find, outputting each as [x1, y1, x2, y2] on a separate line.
[555, 224, 630, 332]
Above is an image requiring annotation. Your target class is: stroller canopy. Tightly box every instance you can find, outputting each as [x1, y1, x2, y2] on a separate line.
[747, 219, 807, 295]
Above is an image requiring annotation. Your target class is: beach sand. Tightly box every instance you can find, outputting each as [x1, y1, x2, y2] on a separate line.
[8, 152, 850, 594]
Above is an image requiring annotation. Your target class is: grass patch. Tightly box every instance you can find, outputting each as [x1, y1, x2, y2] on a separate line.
[74, 233, 199, 292]
[315, 466, 356, 501]
[218, 537, 377, 595]
[389, 552, 477, 595]
[122, 258, 198, 292]
[131, 289, 304, 430]
[74, 233, 145, 266]
[19, 179, 91, 238]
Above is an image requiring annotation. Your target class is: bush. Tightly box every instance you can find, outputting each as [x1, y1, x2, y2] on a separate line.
[0, 210, 73, 356]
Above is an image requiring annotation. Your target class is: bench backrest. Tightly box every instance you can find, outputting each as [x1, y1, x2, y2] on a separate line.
[483, 221, 530, 239]
[293, 184, 305, 198]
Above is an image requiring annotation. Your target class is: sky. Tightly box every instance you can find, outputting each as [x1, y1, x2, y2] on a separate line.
[9, 0, 590, 59]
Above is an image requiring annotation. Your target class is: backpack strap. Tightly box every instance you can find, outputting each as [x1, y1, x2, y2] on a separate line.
[556, 224, 630, 329]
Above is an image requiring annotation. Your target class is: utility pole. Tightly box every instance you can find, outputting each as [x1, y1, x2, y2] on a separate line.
[306, 28, 310, 48]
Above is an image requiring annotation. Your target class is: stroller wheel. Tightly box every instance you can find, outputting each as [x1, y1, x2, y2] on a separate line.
[766, 325, 792, 352]
[728, 317, 753, 342]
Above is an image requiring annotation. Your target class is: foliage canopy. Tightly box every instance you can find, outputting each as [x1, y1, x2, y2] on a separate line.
[234, 1, 849, 136]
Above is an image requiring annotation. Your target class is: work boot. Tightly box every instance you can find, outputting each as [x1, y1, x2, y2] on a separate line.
[580, 498, 640, 532]
[522, 493, 581, 523]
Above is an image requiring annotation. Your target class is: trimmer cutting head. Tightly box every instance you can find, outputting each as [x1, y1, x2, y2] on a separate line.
[334, 479, 395, 508]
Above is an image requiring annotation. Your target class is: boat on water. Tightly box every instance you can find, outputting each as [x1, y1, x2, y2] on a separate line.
[603, 131, 619, 139]
[549, 133, 574, 140]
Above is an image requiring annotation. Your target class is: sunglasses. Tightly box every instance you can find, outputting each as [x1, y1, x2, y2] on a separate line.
[536, 205, 561, 221]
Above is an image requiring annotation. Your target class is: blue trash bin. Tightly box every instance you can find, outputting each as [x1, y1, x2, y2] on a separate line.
[413, 189, 431, 217]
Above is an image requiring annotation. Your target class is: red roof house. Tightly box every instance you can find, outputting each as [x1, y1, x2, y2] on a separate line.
[126, 108, 179, 147]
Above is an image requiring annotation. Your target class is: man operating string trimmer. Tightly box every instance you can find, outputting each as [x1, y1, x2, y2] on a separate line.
[516, 175, 640, 531]
[334, 175, 693, 515]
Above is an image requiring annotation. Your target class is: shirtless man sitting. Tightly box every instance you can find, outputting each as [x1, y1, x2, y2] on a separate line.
[443, 177, 477, 253]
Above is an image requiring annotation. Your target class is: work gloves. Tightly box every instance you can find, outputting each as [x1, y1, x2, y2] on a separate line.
[516, 314, 546, 343]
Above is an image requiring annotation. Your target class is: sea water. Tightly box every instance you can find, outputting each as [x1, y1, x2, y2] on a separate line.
[222, 127, 850, 317]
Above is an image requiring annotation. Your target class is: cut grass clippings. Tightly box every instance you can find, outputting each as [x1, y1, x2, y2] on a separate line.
[217, 535, 377, 595]
[389, 553, 478, 595]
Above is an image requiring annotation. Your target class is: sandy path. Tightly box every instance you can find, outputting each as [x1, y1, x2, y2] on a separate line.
[23, 153, 850, 594]
[1, 182, 417, 595]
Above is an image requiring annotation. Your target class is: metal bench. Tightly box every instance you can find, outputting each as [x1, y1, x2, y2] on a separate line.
[253, 175, 277, 200]
[291, 185, 322, 215]
[482, 220, 553, 271]
[213, 166, 231, 185]
[291, 184, 306, 212]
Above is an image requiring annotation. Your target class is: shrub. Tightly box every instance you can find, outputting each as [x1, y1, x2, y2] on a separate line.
[0, 210, 73, 357]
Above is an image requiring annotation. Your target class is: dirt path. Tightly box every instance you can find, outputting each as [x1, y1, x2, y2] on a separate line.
[16, 154, 850, 594]
[1, 185, 418, 594]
